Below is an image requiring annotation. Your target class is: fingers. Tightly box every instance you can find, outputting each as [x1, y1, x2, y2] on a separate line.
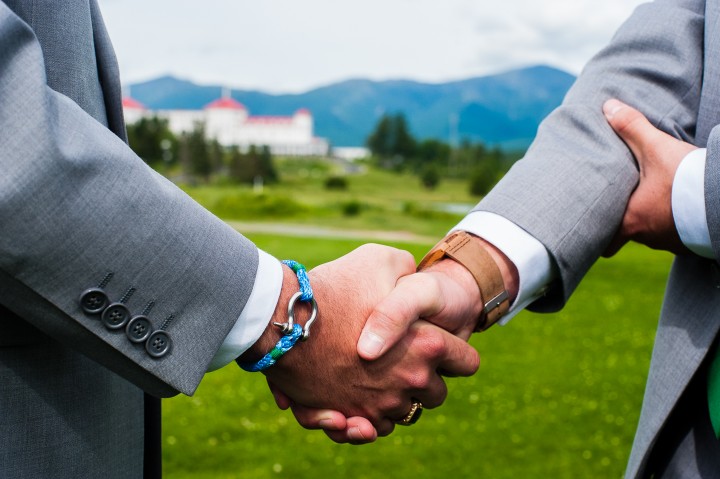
[414, 321, 480, 379]
[603, 99, 664, 164]
[438, 333, 481, 378]
[283, 400, 390, 444]
[289, 404, 349, 431]
[289, 407, 382, 444]
[338, 243, 417, 282]
[324, 417, 383, 445]
[266, 379, 292, 410]
[358, 273, 444, 360]
[268, 380, 380, 441]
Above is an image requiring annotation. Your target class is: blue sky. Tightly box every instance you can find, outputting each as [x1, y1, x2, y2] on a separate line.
[99, 0, 647, 93]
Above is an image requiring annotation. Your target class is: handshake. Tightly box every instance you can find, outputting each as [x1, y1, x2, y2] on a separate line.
[237, 99, 688, 445]
[238, 232, 518, 444]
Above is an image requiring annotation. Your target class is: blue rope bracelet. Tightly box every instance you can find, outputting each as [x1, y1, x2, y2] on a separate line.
[282, 260, 313, 301]
[238, 323, 303, 372]
[238, 260, 317, 372]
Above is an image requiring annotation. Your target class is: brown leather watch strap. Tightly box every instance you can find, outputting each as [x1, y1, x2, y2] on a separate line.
[418, 231, 509, 331]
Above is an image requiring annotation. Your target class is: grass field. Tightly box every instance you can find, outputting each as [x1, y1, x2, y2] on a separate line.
[163, 231, 673, 478]
[182, 159, 476, 237]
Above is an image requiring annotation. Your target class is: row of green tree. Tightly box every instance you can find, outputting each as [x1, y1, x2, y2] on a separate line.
[127, 113, 517, 196]
[126, 117, 277, 185]
[366, 113, 516, 194]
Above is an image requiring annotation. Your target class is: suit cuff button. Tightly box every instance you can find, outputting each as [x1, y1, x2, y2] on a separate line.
[79, 288, 109, 314]
[146, 331, 172, 358]
[126, 316, 152, 343]
[101, 303, 131, 330]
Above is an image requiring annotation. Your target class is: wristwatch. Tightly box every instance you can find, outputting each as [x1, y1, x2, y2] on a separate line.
[418, 231, 509, 331]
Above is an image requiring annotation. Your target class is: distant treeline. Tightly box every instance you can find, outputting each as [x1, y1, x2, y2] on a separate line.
[126, 116, 277, 185]
[126, 113, 520, 196]
[367, 113, 519, 194]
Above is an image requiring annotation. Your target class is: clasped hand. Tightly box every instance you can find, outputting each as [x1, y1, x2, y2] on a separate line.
[602, 99, 697, 256]
[259, 244, 482, 443]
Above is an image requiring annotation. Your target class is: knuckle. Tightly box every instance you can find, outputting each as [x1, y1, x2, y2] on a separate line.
[418, 330, 446, 359]
[398, 249, 416, 268]
[406, 369, 433, 390]
[381, 395, 406, 416]
[421, 272, 442, 296]
[385, 247, 417, 274]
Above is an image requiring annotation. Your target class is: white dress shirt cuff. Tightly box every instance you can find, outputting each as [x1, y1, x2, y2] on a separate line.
[452, 211, 554, 324]
[672, 148, 714, 258]
[207, 250, 283, 371]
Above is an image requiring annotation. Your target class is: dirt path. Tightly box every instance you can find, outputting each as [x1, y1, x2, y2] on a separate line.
[226, 221, 436, 244]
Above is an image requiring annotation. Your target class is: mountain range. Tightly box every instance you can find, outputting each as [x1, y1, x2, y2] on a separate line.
[128, 65, 576, 149]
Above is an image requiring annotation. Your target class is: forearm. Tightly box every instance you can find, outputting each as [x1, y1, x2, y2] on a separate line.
[477, 0, 705, 307]
[0, 4, 259, 396]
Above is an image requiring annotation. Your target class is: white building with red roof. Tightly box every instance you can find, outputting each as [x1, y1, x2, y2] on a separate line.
[122, 92, 328, 156]
[121, 97, 147, 125]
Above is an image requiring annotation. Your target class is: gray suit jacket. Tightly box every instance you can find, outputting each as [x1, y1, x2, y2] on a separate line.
[478, 0, 720, 476]
[0, 1, 260, 477]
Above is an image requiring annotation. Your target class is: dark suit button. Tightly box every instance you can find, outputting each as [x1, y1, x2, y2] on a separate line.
[126, 316, 152, 343]
[79, 288, 109, 314]
[146, 331, 172, 358]
[101, 303, 131, 330]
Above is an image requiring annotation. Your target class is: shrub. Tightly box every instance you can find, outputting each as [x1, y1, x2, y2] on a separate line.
[324, 175, 348, 190]
[469, 168, 499, 196]
[419, 166, 440, 190]
[212, 192, 306, 219]
[341, 200, 362, 217]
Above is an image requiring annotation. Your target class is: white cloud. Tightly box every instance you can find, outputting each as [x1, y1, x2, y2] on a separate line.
[98, 0, 647, 93]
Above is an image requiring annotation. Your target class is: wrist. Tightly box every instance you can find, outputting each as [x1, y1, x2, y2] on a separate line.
[476, 237, 519, 304]
[238, 264, 303, 363]
[423, 258, 483, 315]
[419, 231, 519, 330]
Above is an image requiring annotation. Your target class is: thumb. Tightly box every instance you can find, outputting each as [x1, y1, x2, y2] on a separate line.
[603, 99, 663, 167]
[357, 273, 444, 360]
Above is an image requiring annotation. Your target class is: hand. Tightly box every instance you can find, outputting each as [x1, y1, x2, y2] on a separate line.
[247, 244, 480, 440]
[305, 237, 516, 443]
[276, 237, 518, 444]
[602, 99, 697, 256]
[357, 235, 519, 361]
[268, 252, 492, 444]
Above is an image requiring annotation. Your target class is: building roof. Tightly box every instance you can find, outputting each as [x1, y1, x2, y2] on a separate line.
[122, 97, 146, 110]
[204, 97, 247, 110]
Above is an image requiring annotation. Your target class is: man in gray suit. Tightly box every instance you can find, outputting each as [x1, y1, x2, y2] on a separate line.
[0, 1, 482, 477]
[289, 0, 720, 476]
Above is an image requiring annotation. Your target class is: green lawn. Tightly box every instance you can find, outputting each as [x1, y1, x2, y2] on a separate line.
[163, 233, 672, 478]
[182, 161, 477, 237]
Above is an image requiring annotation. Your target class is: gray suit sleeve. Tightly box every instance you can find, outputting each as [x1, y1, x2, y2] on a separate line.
[705, 126, 720, 259]
[0, 4, 259, 397]
[476, 0, 706, 311]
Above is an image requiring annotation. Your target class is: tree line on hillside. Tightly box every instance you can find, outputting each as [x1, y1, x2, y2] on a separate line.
[126, 116, 277, 185]
[366, 113, 517, 195]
